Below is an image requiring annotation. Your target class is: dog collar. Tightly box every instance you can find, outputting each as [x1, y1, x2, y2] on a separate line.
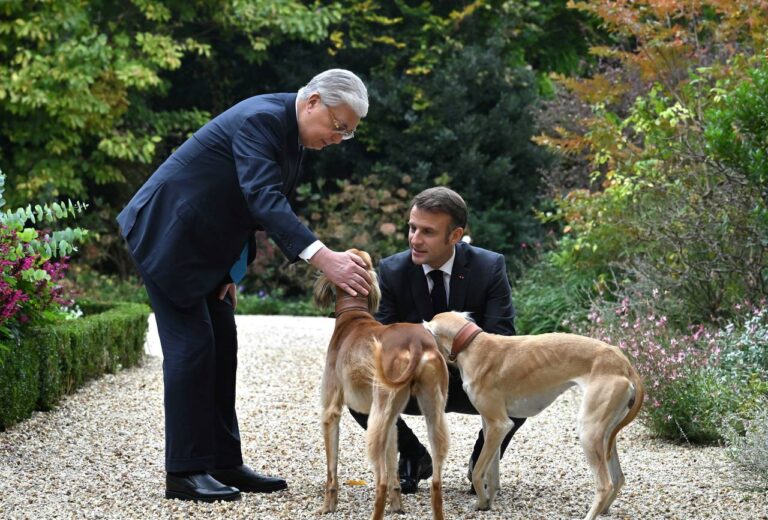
[449, 321, 483, 361]
[334, 295, 369, 317]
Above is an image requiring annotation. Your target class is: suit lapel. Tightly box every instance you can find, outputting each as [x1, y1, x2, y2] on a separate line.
[408, 261, 433, 320]
[449, 244, 468, 311]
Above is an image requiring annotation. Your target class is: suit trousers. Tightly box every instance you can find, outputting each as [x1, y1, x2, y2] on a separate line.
[141, 273, 243, 473]
[350, 364, 526, 462]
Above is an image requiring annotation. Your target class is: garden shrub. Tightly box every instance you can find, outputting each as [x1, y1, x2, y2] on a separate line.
[235, 291, 323, 317]
[0, 302, 150, 429]
[722, 402, 768, 490]
[511, 250, 597, 335]
[584, 291, 768, 442]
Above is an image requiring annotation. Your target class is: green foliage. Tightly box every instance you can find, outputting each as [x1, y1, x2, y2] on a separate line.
[704, 57, 768, 204]
[298, 174, 412, 262]
[0, 0, 340, 206]
[235, 292, 323, 317]
[0, 301, 150, 430]
[64, 267, 149, 306]
[539, 64, 768, 326]
[584, 292, 768, 443]
[511, 250, 597, 334]
[645, 367, 755, 443]
[0, 171, 88, 340]
[722, 402, 768, 490]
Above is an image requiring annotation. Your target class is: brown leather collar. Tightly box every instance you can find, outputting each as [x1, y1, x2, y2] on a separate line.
[449, 321, 482, 361]
[334, 294, 369, 318]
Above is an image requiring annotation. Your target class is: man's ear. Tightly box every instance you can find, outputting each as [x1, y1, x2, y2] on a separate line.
[448, 226, 464, 245]
[306, 93, 321, 111]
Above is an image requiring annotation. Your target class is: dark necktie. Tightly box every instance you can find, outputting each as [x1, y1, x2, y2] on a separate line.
[429, 270, 448, 316]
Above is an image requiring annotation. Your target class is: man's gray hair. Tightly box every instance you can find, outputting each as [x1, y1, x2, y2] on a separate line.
[298, 69, 369, 118]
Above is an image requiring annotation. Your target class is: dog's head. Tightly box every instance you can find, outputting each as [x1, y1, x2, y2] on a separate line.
[423, 311, 474, 358]
[312, 248, 381, 313]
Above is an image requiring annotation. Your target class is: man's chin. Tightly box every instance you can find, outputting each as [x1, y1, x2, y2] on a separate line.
[410, 251, 426, 265]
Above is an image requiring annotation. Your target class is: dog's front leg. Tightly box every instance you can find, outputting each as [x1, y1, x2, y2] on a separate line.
[473, 417, 512, 511]
[319, 385, 343, 514]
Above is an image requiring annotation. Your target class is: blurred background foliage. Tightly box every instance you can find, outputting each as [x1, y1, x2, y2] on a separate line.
[2, 0, 768, 452]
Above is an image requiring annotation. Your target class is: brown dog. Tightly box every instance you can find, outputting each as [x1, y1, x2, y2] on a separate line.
[424, 311, 644, 520]
[314, 249, 450, 520]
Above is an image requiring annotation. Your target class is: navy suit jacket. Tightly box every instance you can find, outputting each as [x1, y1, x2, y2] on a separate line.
[117, 93, 315, 307]
[374, 242, 516, 335]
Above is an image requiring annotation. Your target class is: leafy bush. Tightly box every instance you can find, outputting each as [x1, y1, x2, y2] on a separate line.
[534, 3, 768, 336]
[242, 174, 412, 298]
[584, 291, 768, 442]
[0, 172, 87, 341]
[0, 301, 150, 430]
[722, 402, 768, 490]
[63, 266, 149, 306]
[235, 291, 323, 317]
[511, 249, 597, 335]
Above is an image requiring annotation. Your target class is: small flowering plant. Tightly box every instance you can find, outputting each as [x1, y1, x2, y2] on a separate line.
[584, 289, 767, 442]
[0, 172, 87, 342]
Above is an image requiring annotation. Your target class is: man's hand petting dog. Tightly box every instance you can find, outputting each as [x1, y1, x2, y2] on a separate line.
[310, 246, 372, 297]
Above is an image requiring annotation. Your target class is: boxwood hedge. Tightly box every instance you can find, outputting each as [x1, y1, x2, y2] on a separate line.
[0, 302, 150, 430]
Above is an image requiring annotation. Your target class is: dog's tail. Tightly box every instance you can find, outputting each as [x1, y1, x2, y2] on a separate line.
[607, 372, 645, 456]
[371, 337, 423, 390]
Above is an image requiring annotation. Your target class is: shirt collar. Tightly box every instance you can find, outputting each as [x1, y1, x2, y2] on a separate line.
[422, 246, 456, 277]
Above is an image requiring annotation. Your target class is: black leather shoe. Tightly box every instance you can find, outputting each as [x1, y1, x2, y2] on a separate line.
[209, 464, 288, 493]
[398, 451, 433, 494]
[467, 455, 477, 494]
[165, 473, 241, 502]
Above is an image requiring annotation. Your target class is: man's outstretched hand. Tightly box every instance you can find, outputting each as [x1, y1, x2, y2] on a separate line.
[309, 247, 372, 297]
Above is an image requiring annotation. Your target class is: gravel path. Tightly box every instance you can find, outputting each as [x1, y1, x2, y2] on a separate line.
[1, 315, 765, 520]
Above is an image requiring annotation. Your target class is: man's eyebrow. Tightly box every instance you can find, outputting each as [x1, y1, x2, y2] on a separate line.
[408, 221, 436, 231]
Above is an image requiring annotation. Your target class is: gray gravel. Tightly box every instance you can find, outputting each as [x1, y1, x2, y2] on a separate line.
[0, 315, 765, 519]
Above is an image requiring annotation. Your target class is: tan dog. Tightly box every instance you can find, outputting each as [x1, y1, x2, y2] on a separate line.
[314, 249, 450, 520]
[424, 311, 644, 520]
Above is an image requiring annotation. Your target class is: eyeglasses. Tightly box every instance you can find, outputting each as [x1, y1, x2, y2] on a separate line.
[324, 102, 356, 140]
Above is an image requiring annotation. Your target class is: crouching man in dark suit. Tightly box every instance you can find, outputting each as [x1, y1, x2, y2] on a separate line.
[349, 186, 526, 493]
[117, 69, 372, 502]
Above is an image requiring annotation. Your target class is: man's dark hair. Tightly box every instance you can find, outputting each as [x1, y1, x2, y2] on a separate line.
[410, 187, 468, 232]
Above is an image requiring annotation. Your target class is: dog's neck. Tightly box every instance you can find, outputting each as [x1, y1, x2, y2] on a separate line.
[334, 291, 369, 318]
[448, 321, 483, 361]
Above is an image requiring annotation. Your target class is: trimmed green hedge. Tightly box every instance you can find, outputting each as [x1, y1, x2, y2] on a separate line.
[0, 302, 150, 430]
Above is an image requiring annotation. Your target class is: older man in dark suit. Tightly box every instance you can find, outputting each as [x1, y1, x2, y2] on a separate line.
[118, 69, 372, 502]
[350, 187, 526, 494]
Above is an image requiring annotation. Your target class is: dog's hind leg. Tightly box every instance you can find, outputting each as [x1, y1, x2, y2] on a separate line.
[387, 389, 411, 514]
[416, 358, 449, 520]
[319, 381, 343, 514]
[368, 387, 409, 520]
[579, 378, 632, 520]
[604, 440, 625, 513]
[472, 415, 512, 511]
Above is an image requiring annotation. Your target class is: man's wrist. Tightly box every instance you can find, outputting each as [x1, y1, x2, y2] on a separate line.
[299, 240, 325, 262]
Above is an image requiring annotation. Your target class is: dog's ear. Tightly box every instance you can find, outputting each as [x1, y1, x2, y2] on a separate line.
[456, 311, 475, 323]
[367, 269, 381, 314]
[313, 273, 335, 308]
[348, 248, 374, 271]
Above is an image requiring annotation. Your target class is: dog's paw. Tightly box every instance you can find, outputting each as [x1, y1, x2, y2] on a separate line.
[475, 500, 491, 512]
